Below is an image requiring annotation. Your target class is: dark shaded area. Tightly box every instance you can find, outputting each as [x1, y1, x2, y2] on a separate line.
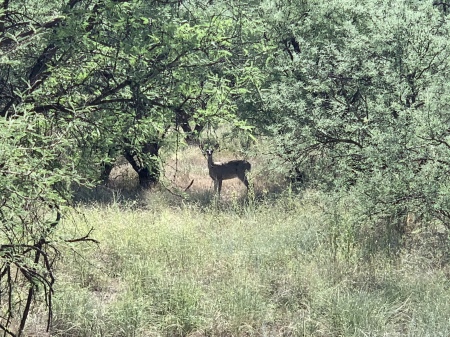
[72, 170, 291, 211]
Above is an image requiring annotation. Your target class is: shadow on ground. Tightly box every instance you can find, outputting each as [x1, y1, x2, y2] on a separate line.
[72, 177, 294, 211]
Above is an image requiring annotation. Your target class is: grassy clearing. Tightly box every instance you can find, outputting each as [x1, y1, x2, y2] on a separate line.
[31, 146, 450, 337]
[46, 190, 450, 337]
[103, 142, 288, 202]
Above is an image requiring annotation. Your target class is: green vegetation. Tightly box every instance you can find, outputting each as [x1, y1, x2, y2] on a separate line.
[2, 0, 450, 335]
[48, 185, 450, 336]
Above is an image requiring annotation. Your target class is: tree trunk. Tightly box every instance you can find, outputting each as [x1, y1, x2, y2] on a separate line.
[100, 161, 114, 184]
[137, 166, 158, 188]
[176, 107, 204, 144]
[123, 141, 160, 188]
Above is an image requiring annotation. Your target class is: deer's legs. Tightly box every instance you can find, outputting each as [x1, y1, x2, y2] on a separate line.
[238, 175, 249, 190]
[213, 179, 222, 197]
[244, 177, 249, 189]
[217, 179, 222, 196]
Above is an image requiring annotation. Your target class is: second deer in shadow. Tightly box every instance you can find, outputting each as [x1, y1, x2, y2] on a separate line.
[205, 148, 251, 197]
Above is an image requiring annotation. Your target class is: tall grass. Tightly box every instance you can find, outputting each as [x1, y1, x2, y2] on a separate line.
[43, 187, 450, 337]
[27, 145, 450, 337]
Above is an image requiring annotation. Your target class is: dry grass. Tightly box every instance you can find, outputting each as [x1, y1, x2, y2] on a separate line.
[163, 146, 251, 198]
[105, 145, 287, 202]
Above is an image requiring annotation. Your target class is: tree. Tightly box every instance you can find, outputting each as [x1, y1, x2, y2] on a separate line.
[1, 0, 256, 188]
[0, 0, 259, 334]
[260, 0, 450, 230]
[0, 110, 99, 336]
[0, 0, 261, 331]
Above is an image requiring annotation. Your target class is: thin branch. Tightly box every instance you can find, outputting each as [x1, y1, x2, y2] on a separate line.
[64, 228, 99, 244]
[0, 16, 64, 48]
[0, 322, 16, 337]
[316, 130, 363, 148]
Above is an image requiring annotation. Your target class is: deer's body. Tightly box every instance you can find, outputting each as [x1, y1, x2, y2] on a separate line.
[206, 149, 251, 196]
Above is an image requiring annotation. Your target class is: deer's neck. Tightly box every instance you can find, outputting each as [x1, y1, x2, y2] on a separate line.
[207, 155, 215, 168]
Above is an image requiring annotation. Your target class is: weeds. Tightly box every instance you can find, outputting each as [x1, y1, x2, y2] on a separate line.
[34, 146, 450, 336]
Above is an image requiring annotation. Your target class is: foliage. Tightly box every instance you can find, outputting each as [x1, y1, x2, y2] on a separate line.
[0, 110, 96, 336]
[1, 0, 258, 187]
[260, 0, 450, 229]
[3, 0, 450, 334]
[0, 0, 260, 333]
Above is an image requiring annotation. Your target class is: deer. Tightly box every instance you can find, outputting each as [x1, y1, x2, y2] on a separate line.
[204, 148, 251, 197]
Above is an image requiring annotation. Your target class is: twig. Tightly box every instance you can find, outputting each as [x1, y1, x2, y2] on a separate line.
[64, 227, 99, 244]
[184, 179, 194, 191]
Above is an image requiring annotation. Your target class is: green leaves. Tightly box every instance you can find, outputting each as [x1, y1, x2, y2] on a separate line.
[260, 0, 450, 226]
[0, 110, 84, 334]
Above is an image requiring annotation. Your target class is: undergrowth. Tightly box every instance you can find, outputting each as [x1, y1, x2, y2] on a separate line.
[41, 188, 450, 337]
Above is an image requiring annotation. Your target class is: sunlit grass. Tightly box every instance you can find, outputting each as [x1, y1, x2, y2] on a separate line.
[39, 146, 450, 337]
[46, 188, 450, 337]
[52, 194, 313, 336]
